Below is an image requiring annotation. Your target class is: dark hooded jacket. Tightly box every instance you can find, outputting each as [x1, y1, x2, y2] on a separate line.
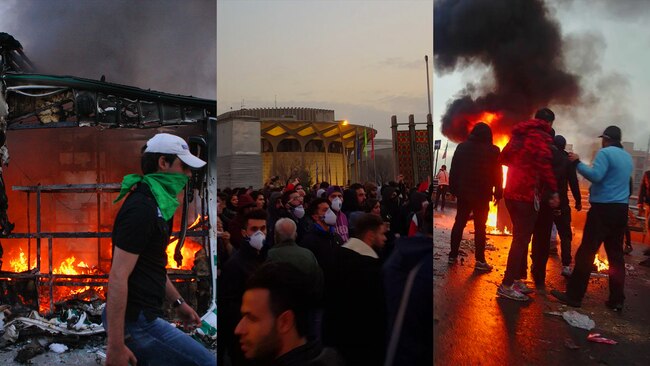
[552, 136, 582, 207]
[448, 122, 503, 202]
[499, 118, 558, 202]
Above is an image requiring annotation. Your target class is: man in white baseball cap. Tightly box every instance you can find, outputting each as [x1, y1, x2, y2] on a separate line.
[104, 133, 214, 366]
[144, 133, 206, 169]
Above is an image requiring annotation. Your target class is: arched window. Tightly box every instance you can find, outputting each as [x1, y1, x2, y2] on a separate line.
[277, 139, 301, 152]
[261, 138, 273, 153]
[328, 141, 343, 153]
[305, 139, 325, 152]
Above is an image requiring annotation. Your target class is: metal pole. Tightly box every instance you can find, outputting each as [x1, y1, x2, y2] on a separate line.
[434, 149, 440, 175]
[36, 185, 41, 273]
[27, 192, 31, 269]
[391, 116, 398, 179]
[425, 55, 432, 117]
[48, 236, 53, 313]
[373, 124, 377, 184]
[427, 114, 434, 182]
[206, 117, 218, 306]
[409, 115, 418, 185]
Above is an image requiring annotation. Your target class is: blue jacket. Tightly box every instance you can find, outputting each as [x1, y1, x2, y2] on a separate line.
[577, 146, 633, 204]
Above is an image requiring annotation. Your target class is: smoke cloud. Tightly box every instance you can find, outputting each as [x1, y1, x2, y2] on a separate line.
[2, 0, 215, 99]
[434, 0, 580, 142]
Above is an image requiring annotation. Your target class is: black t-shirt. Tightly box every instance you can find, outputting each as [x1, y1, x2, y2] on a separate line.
[111, 183, 170, 321]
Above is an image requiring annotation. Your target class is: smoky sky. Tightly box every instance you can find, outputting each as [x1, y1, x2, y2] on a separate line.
[3, 0, 215, 99]
[434, 0, 581, 142]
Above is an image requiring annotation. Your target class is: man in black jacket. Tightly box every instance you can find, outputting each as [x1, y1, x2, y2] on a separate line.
[448, 122, 502, 271]
[219, 209, 269, 366]
[548, 135, 582, 276]
[324, 214, 387, 366]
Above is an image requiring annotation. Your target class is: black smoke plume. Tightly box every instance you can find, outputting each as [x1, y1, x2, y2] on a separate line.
[2, 0, 215, 99]
[434, 0, 580, 142]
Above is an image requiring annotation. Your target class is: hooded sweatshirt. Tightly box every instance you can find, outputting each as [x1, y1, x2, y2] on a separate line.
[499, 118, 557, 202]
[448, 122, 502, 202]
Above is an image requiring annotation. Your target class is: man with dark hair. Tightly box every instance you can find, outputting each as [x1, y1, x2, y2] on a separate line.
[219, 208, 269, 366]
[364, 181, 378, 200]
[535, 107, 555, 123]
[229, 193, 261, 250]
[552, 126, 633, 312]
[548, 135, 582, 276]
[448, 122, 502, 270]
[497, 108, 560, 301]
[324, 213, 387, 365]
[104, 133, 214, 366]
[343, 183, 366, 216]
[344, 183, 367, 235]
[383, 204, 433, 366]
[327, 186, 349, 242]
[301, 198, 343, 275]
[235, 262, 344, 365]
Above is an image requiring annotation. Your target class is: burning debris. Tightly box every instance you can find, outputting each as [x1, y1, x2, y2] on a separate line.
[0, 32, 217, 364]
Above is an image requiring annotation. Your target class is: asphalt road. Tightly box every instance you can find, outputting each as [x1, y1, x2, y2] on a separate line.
[433, 207, 650, 366]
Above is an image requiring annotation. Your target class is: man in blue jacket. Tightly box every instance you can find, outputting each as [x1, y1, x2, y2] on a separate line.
[551, 126, 633, 312]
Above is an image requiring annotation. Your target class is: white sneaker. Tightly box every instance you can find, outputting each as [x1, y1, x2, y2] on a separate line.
[561, 266, 572, 277]
[475, 261, 493, 272]
[513, 280, 534, 294]
[497, 284, 530, 301]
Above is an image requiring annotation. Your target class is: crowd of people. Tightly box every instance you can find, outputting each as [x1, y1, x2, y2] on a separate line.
[216, 177, 434, 365]
[445, 107, 644, 312]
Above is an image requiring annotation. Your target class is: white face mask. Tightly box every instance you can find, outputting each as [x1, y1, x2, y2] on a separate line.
[249, 230, 265, 250]
[331, 197, 343, 212]
[293, 205, 305, 219]
[323, 208, 338, 226]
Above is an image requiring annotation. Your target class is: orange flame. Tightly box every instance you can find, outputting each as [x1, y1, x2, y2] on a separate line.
[38, 255, 106, 314]
[9, 248, 36, 272]
[166, 215, 205, 270]
[593, 254, 609, 273]
[484, 126, 510, 234]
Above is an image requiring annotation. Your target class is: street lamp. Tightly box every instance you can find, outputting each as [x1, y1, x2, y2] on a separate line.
[342, 119, 349, 126]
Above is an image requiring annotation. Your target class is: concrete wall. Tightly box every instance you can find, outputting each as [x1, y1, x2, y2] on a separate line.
[216, 117, 262, 188]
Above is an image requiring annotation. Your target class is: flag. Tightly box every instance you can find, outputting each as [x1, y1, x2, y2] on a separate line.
[441, 141, 448, 159]
[364, 128, 368, 157]
[357, 136, 361, 161]
[371, 126, 375, 159]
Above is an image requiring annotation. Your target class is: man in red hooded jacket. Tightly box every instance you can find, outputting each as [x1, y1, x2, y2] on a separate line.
[496, 108, 560, 301]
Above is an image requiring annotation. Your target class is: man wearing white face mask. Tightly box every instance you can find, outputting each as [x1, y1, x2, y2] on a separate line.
[301, 198, 344, 317]
[219, 208, 269, 366]
[327, 185, 349, 242]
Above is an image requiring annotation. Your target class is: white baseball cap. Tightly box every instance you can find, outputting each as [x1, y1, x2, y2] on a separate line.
[144, 133, 207, 169]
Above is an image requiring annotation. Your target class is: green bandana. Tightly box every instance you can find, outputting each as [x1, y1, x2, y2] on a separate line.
[114, 173, 189, 220]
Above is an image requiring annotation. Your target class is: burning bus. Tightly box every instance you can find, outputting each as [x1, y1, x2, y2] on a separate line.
[0, 33, 218, 318]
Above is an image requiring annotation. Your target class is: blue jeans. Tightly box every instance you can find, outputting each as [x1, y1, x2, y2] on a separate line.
[102, 309, 216, 366]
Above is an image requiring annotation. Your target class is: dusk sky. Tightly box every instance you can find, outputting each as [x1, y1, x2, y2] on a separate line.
[217, 0, 433, 140]
[435, 0, 650, 160]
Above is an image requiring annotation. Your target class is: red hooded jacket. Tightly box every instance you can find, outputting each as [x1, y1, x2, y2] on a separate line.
[499, 118, 557, 203]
